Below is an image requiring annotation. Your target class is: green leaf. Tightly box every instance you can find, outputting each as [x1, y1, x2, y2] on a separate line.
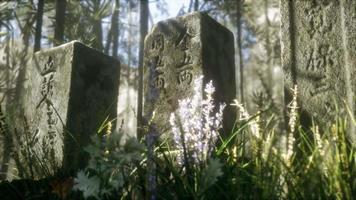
[73, 171, 100, 199]
[124, 137, 145, 152]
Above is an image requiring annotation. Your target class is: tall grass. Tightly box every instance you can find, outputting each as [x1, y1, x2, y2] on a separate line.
[73, 81, 355, 200]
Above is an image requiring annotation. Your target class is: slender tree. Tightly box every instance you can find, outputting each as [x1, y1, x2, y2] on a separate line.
[194, 0, 199, 11]
[236, 0, 244, 103]
[104, 27, 112, 54]
[264, 0, 273, 90]
[112, 0, 120, 57]
[13, 3, 36, 103]
[137, 0, 149, 139]
[112, 0, 121, 113]
[92, 0, 103, 50]
[5, 19, 11, 107]
[8, 3, 36, 178]
[34, 0, 44, 52]
[54, 0, 66, 46]
[104, 0, 120, 55]
[188, 0, 193, 12]
[138, 2, 155, 198]
[124, 6, 133, 133]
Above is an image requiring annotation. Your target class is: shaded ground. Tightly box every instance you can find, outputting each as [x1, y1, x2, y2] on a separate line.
[0, 177, 80, 200]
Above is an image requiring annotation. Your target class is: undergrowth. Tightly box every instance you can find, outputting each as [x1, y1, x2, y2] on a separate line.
[73, 82, 355, 200]
[1, 80, 355, 199]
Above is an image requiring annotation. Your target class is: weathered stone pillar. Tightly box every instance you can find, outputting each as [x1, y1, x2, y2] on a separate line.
[10, 41, 119, 179]
[281, 0, 356, 142]
[143, 12, 236, 137]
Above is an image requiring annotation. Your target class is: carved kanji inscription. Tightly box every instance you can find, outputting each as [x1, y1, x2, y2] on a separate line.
[281, 0, 356, 138]
[144, 12, 236, 137]
[9, 41, 119, 180]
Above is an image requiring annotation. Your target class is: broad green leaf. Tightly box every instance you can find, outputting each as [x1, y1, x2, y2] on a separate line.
[73, 171, 100, 199]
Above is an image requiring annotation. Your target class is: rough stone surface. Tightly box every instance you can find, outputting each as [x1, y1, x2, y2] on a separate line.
[9, 41, 119, 179]
[281, 0, 356, 141]
[143, 12, 236, 137]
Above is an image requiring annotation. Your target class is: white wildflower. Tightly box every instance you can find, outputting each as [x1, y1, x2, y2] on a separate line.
[170, 76, 225, 165]
[231, 99, 250, 121]
[284, 132, 295, 166]
[313, 126, 323, 154]
[312, 125, 330, 176]
[288, 85, 298, 134]
[283, 85, 298, 166]
[231, 99, 260, 139]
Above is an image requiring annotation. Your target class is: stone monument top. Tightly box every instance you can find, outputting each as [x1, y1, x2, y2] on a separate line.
[143, 12, 236, 138]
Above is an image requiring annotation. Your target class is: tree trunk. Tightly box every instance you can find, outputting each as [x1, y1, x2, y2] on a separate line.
[104, 28, 112, 54]
[124, 5, 133, 133]
[5, 20, 10, 107]
[137, 0, 149, 139]
[194, 0, 199, 11]
[264, 0, 273, 91]
[9, 6, 36, 178]
[93, 0, 103, 51]
[188, 0, 193, 12]
[112, 0, 120, 58]
[104, 0, 120, 55]
[112, 0, 121, 115]
[14, 7, 36, 103]
[34, 0, 44, 52]
[236, 0, 244, 103]
[54, 0, 66, 46]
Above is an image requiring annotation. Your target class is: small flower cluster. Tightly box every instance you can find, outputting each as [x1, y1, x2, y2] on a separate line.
[170, 76, 225, 166]
[284, 85, 298, 165]
[306, 125, 329, 174]
[231, 99, 260, 139]
[288, 85, 298, 134]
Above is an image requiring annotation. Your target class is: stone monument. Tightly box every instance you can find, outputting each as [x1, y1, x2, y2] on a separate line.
[143, 12, 236, 137]
[281, 0, 356, 142]
[8, 41, 119, 179]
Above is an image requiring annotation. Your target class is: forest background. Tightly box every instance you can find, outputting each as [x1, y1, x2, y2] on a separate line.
[0, 0, 282, 137]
